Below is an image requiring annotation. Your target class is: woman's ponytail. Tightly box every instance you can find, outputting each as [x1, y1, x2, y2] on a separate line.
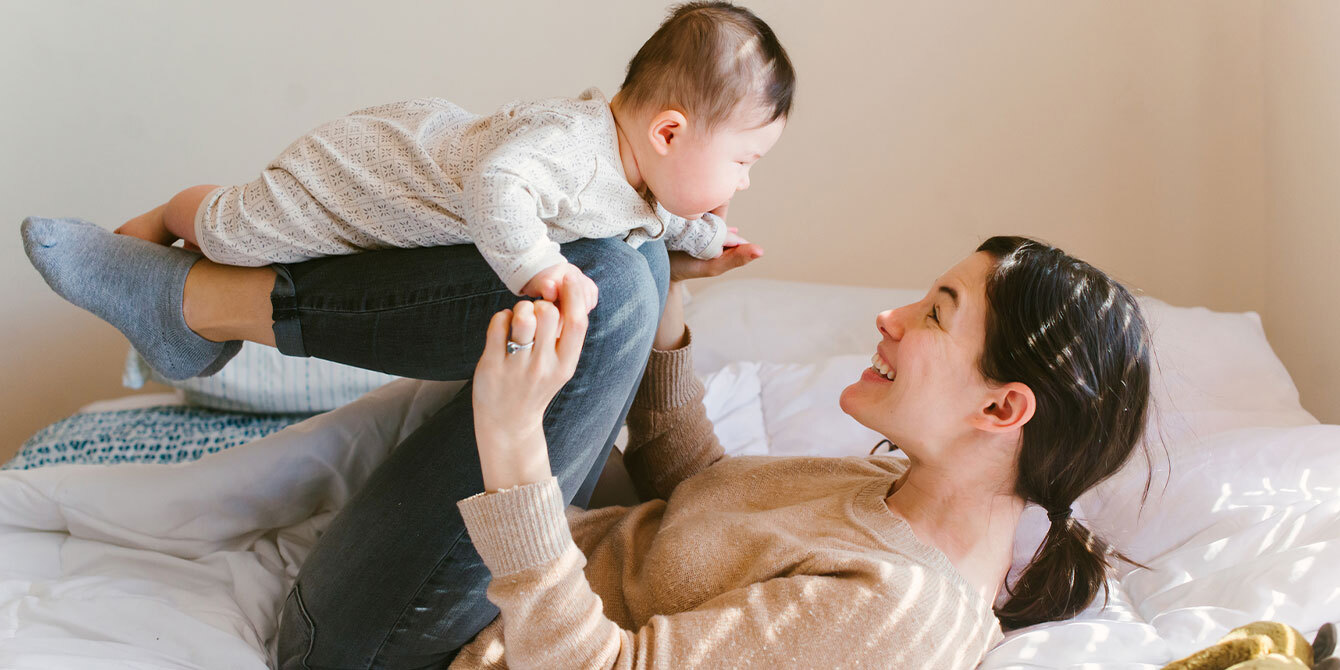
[974, 237, 1154, 629]
[995, 512, 1126, 629]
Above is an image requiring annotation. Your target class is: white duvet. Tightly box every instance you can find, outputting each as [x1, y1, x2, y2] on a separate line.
[2, 279, 1337, 669]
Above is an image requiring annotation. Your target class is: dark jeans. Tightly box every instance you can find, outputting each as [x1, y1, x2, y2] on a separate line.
[273, 238, 669, 670]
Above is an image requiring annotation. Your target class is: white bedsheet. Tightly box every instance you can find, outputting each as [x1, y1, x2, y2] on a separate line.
[955, 422, 1340, 668]
[0, 378, 462, 669]
[4, 373, 1336, 668]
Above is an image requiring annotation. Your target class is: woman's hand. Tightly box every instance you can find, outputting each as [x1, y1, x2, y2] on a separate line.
[670, 231, 764, 282]
[655, 231, 764, 350]
[472, 280, 590, 491]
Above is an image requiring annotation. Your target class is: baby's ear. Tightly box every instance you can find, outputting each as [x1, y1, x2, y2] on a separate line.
[648, 110, 688, 155]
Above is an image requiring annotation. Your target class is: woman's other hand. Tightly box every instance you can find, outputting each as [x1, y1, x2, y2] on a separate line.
[669, 237, 763, 283]
[656, 236, 763, 350]
[472, 280, 590, 491]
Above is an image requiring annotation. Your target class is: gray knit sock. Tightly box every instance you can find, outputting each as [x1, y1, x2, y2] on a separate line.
[21, 216, 242, 380]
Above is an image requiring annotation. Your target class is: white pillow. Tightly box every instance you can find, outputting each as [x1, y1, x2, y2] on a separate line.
[1138, 296, 1317, 445]
[702, 356, 884, 459]
[1076, 296, 1319, 548]
[124, 346, 401, 414]
[687, 279, 1317, 442]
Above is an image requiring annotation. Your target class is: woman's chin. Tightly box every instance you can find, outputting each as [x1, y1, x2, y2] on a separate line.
[840, 403, 895, 441]
[838, 381, 882, 425]
[838, 384, 860, 416]
[840, 372, 905, 433]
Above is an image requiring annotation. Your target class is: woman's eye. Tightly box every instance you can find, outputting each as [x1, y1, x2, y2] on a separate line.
[929, 306, 940, 324]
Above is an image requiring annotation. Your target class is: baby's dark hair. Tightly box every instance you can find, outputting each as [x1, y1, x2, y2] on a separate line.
[618, 2, 795, 131]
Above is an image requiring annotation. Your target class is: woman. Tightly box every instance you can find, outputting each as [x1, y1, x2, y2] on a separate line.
[24, 220, 1150, 668]
[443, 235, 1152, 669]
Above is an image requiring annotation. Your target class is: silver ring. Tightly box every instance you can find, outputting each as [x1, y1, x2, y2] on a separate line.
[506, 340, 534, 355]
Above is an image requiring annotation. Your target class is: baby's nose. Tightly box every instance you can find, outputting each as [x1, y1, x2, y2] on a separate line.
[738, 174, 751, 191]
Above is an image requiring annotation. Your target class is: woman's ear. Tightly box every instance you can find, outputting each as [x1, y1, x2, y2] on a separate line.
[647, 109, 688, 156]
[974, 382, 1036, 433]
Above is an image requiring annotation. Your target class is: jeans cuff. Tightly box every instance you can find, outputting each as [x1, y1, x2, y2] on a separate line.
[270, 264, 308, 357]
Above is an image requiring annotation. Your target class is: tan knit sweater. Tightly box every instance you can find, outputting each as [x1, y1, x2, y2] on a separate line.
[450, 341, 1004, 669]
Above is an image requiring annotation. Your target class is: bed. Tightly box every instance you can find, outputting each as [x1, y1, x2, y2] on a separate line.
[2, 278, 1336, 669]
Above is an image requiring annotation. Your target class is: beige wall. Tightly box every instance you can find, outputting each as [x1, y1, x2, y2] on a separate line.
[0, 1, 1331, 458]
[740, 2, 1267, 313]
[1262, 1, 1340, 423]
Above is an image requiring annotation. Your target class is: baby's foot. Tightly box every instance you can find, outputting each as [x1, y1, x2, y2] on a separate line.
[114, 204, 178, 246]
[21, 216, 240, 379]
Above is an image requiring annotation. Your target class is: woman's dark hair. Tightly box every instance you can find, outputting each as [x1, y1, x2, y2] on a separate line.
[975, 236, 1153, 629]
[618, 2, 795, 131]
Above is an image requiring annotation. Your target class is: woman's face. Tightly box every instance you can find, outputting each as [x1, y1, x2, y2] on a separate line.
[839, 252, 1000, 452]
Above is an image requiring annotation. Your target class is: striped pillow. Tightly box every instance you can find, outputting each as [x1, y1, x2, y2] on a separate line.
[124, 345, 402, 413]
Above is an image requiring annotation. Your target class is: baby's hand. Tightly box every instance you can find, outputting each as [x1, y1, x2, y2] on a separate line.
[521, 262, 598, 312]
[723, 227, 748, 249]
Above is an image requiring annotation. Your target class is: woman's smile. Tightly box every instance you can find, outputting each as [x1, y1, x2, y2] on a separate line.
[869, 350, 897, 382]
[859, 366, 893, 384]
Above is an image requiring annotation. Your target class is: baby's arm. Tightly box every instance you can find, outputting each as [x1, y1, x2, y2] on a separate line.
[116, 184, 220, 247]
[656, 204, 729, 259]
[463, 130, 599, 308]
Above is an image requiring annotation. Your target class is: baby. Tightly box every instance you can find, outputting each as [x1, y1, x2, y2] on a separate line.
[116, 1, 794, 309]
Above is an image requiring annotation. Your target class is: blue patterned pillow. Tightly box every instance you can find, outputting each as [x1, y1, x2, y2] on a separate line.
[4, 406, 310, 470]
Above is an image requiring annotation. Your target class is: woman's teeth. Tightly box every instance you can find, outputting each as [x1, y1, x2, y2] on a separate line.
[870, 353, 896, 381]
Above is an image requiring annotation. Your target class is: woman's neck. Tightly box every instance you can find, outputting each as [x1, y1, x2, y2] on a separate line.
[885, 453, 1024, 605]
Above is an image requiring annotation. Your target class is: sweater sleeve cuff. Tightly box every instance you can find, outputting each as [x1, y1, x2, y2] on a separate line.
[499, 243, 568, 295]
[688, 213, 728, 260]
[458, 477, 575, 577]
[634, 328, 702, 409]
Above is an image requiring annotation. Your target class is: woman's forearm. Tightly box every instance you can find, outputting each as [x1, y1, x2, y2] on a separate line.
[622, 333, 726, 500]
[653, 282, 689, 351]
[476, 421, 553, 491]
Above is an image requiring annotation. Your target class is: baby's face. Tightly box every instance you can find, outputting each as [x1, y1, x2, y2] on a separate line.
[652, 109, 785, 219]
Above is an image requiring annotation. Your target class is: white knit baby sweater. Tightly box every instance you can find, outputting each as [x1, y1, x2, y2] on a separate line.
[194, 88, 726, 293]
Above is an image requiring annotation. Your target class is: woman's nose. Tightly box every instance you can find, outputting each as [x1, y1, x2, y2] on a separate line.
[876, 309, 903, 341]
